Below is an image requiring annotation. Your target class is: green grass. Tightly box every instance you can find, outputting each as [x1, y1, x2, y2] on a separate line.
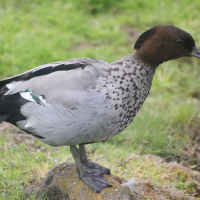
[0, 0, 200, 199]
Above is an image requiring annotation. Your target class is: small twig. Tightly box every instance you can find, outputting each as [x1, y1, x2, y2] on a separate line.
[48, 156, 54, 161]
[125, 146, 142, 163]
[189, 165, 197, 169]
[167, 135, 172, 147]
[118, 146, 142, 166]
[193, 179, 200, 188]
[93, 150, 113, 162]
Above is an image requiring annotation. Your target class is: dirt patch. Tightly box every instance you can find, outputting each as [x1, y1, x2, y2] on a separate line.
[0, 122, 22, 134]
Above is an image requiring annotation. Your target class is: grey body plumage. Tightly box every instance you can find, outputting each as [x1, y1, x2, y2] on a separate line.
[14, 54, 154, 146]
[1, 25, 200, 192]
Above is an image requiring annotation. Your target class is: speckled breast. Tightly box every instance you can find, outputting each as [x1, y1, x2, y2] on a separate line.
[102, 57, 155, 138]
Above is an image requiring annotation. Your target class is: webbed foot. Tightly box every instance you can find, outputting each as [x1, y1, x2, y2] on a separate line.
[83, 160, 111, 175]
[80, 173, 112, 193]
[70, 145, 113, 193]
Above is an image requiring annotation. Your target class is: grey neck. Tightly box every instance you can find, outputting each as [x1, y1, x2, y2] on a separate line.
[108, 52, 156, 131]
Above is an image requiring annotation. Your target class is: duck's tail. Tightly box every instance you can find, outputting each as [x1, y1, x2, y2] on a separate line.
[0, 80, 29, 126]
[0, 82, 10, 123]
[0, 114, 9, 123]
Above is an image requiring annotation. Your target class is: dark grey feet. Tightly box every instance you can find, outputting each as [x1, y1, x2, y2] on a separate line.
[81, 173, 112, 193]
[70, 145, 112, 193]
[79, 144, 111, 176]
[82, 160, 111, 175]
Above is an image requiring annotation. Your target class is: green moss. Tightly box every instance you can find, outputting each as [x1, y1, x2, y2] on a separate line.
[174, 181, 196, 194]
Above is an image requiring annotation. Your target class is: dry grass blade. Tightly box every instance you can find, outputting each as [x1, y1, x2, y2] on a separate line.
[92, 150, 113, 162]
[139, 156, 171, 169]
[118, 146, 142, 166]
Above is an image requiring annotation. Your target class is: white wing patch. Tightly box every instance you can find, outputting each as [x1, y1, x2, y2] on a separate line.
[20, 91, 35, 102]
[6, 84, 13, 89]
[20, 89, 47, 105]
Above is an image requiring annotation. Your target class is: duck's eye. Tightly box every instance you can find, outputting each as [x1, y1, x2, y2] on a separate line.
[176, 39, 183, 45]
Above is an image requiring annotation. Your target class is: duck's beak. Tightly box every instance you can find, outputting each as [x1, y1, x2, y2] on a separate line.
[190, 46, 200, 59]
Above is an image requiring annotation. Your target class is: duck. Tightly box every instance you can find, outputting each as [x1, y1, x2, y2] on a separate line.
[0, 25, 200, 193]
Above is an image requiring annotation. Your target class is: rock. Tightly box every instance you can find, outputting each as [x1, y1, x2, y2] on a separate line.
[168, 162, 200, 184]
[23, 162, 197, 200]
[122, 179, 195, 200]
[36, 162, 130, 200]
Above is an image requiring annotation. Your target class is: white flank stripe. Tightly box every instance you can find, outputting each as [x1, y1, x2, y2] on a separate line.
[25, 122, 32, 128]
[39, 96, 47, 104]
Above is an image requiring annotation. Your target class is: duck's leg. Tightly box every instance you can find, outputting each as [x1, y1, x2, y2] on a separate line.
[79, 144, 111, 175]
[70, 145, 112, 193]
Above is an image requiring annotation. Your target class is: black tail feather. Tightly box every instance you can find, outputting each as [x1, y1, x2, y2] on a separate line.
[0, 114, 9, 123]
[0, 93, 30, 125]
[0, 79, 30, 125]
[0, 86, 9, 96]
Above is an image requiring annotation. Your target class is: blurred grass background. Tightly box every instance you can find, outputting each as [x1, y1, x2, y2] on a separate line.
[0, 0, 200, 198]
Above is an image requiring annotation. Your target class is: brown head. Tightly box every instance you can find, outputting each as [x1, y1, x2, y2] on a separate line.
[134, 25, 200, 66]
